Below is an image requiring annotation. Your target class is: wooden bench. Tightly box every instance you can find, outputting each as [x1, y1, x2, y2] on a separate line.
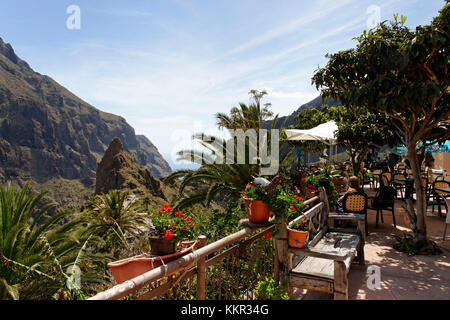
[278, 188, 365, 300]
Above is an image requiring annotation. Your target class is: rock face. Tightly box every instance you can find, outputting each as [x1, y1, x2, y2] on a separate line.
[0, 37, 171, 189]
[95, 138, 167, 200]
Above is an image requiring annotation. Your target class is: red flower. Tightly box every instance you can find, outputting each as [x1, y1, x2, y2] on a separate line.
[295, 195, 303, 201]
[307, 184, 313, 188]
[290, 203, 296, 211]
[164, 230, 174, 241]
[159, 204, 172, 213]
[264, 231, 272, 239]
[301, 177, 306, 183]
[295, 188, 300, 194]
[175, 211, 184, 217]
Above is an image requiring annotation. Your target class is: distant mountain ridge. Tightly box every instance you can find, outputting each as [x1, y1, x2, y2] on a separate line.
[264, 95, 341, 129]
[0, 37, 171, 191]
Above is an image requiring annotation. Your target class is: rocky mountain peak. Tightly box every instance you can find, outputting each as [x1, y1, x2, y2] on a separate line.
[95, 137, 167, 200]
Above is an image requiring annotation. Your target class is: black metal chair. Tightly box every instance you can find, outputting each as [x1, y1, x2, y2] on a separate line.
[392, 172, 406, 199]
[432, 179, 450, 218]
[368, 185, 396, 228]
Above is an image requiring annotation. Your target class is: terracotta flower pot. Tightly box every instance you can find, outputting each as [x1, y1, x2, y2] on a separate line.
[243, 196, 271, 224]
[149, 236, 177, 255]
[107, 241, 199, 284]
[287, 227, 309, 248]
[305, 188, 318, 199]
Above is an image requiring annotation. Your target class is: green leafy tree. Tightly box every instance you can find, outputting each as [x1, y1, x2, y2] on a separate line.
[327, 106, 397, 175]
[312, 4, 450, 247]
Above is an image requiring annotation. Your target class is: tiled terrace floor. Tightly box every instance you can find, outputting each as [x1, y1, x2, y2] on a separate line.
[294, 186, 450, 300]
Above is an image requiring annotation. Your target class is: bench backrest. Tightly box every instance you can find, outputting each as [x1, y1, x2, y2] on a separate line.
[288, 188, 329, 246]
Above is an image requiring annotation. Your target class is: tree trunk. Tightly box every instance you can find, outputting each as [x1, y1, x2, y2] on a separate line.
[407, 145, 427, 242]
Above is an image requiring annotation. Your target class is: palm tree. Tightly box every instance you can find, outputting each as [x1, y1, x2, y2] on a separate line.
[164, 91, 294, 210]
[83, 189, 147, 255]
[215, 90, 273, 130]
[0, 182, 102, 299]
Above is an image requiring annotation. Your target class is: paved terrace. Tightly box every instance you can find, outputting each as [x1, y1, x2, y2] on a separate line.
[295, 186, 450, 300]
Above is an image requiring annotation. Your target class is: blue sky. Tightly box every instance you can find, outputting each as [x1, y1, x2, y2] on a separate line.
[0, 0, 445, 168]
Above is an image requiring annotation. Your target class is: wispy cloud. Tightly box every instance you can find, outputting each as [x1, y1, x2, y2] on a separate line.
[216, 0, 356, 60]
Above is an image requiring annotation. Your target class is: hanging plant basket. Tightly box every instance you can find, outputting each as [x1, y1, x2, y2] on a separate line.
[107, 240, 199, 284]
[243, 196, 272, 224]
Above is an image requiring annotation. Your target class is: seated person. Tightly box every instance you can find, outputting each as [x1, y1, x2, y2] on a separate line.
[338, 176, 362, 204]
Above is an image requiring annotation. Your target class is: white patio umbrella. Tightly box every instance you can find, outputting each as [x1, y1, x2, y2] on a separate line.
[285, 121, 338, 162]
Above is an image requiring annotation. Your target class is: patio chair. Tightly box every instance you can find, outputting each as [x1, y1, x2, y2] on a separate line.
[371, 169, 383, 190]
[382, 172, 392, 186]
[341, 191, 369, 236]
[381, 174, 390, 188]
[359, 171, 372, 190]
[432, 180, 450, 217]
[443, 198, 450, 241]
[392, 172, 406, 199]
[368, 185, 396, 228]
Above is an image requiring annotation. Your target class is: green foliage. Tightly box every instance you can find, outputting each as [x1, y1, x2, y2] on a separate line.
[216, 90, 274, 130]
[254, 278, 292, 300]
[164, 90, 294, 211]
[243, 185, 304, 223]
[289, 220, 310, 232]
[312, 4, 450, 239]
[83, 189, 147, 253]
[0, 182, 109, 300]
[150, 204, 196, 242]
[393, 233, 442, 256]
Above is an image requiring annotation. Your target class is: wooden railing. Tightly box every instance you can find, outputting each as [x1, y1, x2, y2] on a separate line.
[89, 196, 321, 300]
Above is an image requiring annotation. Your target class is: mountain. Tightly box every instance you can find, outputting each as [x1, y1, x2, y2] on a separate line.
[95, 137, 167, 200]
[0, 37, 171, 207]
[264, 95, 341, 129]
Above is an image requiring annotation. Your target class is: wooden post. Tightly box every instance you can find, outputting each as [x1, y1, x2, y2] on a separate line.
[196, 235, 207, 300]
[333, 260, 348, 300]
[274, 219, 289, 288]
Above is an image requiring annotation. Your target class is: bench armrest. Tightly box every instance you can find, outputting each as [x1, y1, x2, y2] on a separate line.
[288, 247, 352, 262]
[328, 213, 365, 221]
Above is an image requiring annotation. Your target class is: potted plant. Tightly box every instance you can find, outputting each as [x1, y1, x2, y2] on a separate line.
[107, 204, 198, 284]
[242, 185, 273, 224]
[287, 219, 310, 248]
[149, 204, 196, 255]
[242, 176, 304, 227]
[304, 176, 320, 199]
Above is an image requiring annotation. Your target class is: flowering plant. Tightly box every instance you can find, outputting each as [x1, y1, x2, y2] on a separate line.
[243, 185, 304, 222]
[304, 176, 319, 190]
[151, 204, 196, 242]
[289, 220, 310, 232]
